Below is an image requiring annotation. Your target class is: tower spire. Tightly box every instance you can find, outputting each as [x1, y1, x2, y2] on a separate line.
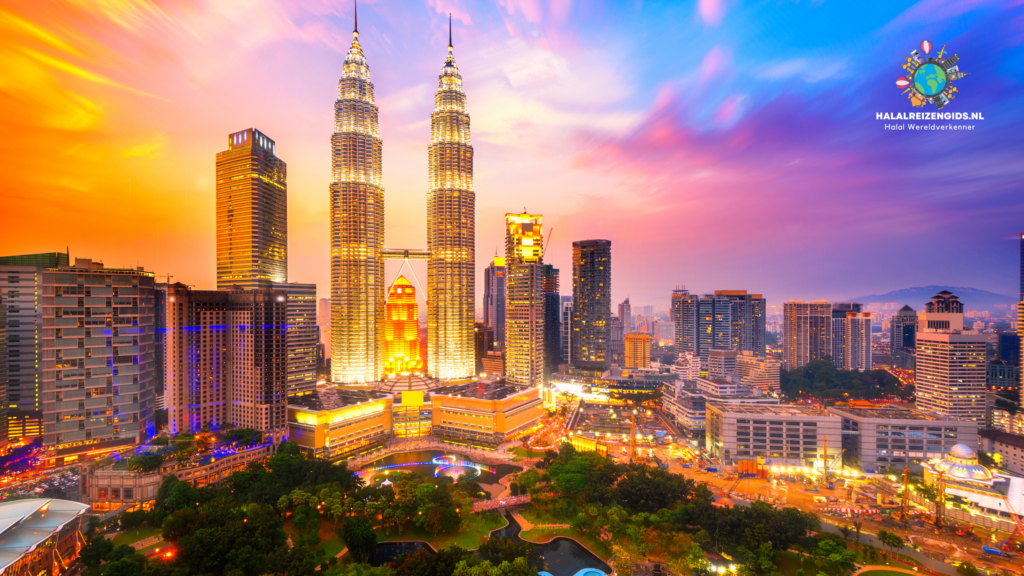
[448, 13, 452, 51]
[354, 0, 359, 37]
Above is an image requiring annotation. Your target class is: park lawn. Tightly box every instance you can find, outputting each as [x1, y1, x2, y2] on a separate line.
[321, 535, 345, 558]
[519, 506, 571, 526]
[519, 526, 611, 560]
[111, 526, 161, 547]
[512, 447, 546, 458]
[775, 551, 820, 576]
[375, 512, 507, 551]
[283, 517, 346, 558]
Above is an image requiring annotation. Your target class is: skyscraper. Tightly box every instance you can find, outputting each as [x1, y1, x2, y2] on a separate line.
[916, 331, 986, 422]
[0, 292, 6, 454]
[618, 298, 632, 334]
[830, 302, 862, 369]
[505, 213, 544, 386]
[0, 252, 66, 445]
[276, 283, 318, 396]
[384, 276, 422, 375]
[560, 296, 573, 365]
[844, 312, 873, 371]
[1020, 232, 1023, 301]
[698, 294, 732, 366]
[714, 290, 766, 357]
[483, 257, 506, 349]
[891, 305, 917, 354]
[542, 266, 561, 375]
[216, 129, 287, 290]
[41, 258, 157, 466]
[331, 12, 385, 384]
[571, 240, 611, 370]
[672, 289, 698, 358]
[165, 283, 288, 440]
[427, 23, 475, 381]
[782, 300, 832, 370]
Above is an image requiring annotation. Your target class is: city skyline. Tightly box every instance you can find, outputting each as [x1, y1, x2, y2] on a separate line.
[2, 1, 1023, 313]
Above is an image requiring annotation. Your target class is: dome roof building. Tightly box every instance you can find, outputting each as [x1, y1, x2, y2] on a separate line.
[928, 443, 995, 485]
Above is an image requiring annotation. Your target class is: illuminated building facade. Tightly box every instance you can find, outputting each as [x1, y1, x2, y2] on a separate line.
[916, 330, 986, 422]
[0, 252, 67, 445]
[844, 312, 872, 371]
[427, 30, 475, 381]
[40, 259, 156, 466]
[560, 296, 573, 364]
[288, 388, 393, 460]
[672, 289, 698, 359]
[483, 257, 506, 349]
[0, 293, 6, 454]
[714, 290, 766, 357]
[0, 499, 89, 576]
[571, 240, 611, 370]
[505, 213, 545, 386]
[164, 283, 289, 441]
[331, 16, 385, 384]
[625, 333, 651, 369]
[782, 300, 832, 370]
[215, 128, 287, 290]
[276, 283, 318, 396]
[384, 276, 422, 375]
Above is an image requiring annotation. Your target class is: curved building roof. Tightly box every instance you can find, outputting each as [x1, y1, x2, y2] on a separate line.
[0, 498, 89, 571]
[929, 443, 994, 484]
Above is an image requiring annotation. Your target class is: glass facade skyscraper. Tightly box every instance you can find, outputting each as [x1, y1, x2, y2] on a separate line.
[571, 239, 611, 370]
[542, 265, 560, 374]
[483, 257, 506, 350]
[505, 214, 545, 386]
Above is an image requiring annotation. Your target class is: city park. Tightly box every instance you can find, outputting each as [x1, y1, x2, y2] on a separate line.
[67, 398, 1010, 576]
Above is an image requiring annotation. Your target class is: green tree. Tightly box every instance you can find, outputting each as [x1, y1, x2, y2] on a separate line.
[811, 539, 857, 576]
[686, 543, 709, 576]
[452, 558, 534, 576]
[340, 516, 378, 564]
[837, 525, 852, 541]
[81, 535, 114, 569]
[476, 535, 541, 567]
[127, 453, 165, 473]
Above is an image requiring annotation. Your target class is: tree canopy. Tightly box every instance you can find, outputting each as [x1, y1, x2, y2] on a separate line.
[781, 358, 912, 403]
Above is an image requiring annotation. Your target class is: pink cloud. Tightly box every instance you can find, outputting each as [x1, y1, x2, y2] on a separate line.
[698, 45, 730, 83]
[713, 94, 743, 123]
[425, 0, 473, 26]
[496, 0, 545, 24]
[698, 0, 725, 26]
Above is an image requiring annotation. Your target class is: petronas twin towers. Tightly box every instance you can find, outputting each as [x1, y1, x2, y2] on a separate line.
[331, 9, 475, 384]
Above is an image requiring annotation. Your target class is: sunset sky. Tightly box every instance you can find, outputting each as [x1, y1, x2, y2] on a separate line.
[1, 0, 1022, 314]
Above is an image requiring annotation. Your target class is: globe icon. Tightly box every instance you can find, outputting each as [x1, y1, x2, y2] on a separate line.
[913, 63, 947, 96]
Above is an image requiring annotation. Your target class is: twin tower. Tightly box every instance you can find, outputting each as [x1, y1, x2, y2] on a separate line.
[330, 11, 475, 384]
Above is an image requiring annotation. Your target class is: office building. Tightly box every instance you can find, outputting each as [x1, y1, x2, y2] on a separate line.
[276, 283, 317, 396]
[482, 350, 504, 377]
[618, 298, 632, 334]
[1021, 302, 1024, 407]
[474, 323, 494, 375]
[216, 129, 287, 291]
[705, 404, 842, 466]
[830, 302, 861, 369]
[41, 259, 157, 465]
[891, 305, 917, 355]
[714, 290, 767, 357]
[782, 300, 832, 370]
[0, 252, 67, 444]
[504, 213, 545, 386]
[153, 284, 166, 409]
[829, 406, 978, 473]
[165, 283, 288, 441]
[608, 315, 624, 366]
[998, 331, 1020, 366]
[918, 290, 964, 331]
[988, 359, 1018, 392]
[671, 289, 699, 358]
[844, 312, 873, 371]
[916, 331, 986, 422]
[560, 296, 573, 365]
[980, 429, 1024, 477]
[427, 29, 476, 381]
[384, 276, 422, 375]
[542, 265, 561, 374]
[331, 18, 385, 384]
[707, 348, 737, 381]
[0, 293, 5, 454]
[571, 240, 611, 370]
[698, 295, 732, 367]
[483, 257, 507, 349]
[736, 351, 781, 393]
[0, 499, 90, 576]
[317, 298, 331, 360]
[625, 333, 651, 369]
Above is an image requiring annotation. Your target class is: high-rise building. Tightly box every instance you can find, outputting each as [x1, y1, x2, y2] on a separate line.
[625, 333, 651, 369]
[542, 265, 561, 374]
[714, 290, 767, 357]
[916, 331, 986, 422]
[737, 351, 781, 393]
[0, 292, 6, 454]
[276, 283, 318, 396]
[608, 315, 624, 366]
[384, 276, 422, 375]
[560, 296, 573, 365]
[427, 26, 475, 381]
[331, 16, 385, 384]
[1020, 302, 1024, 407]
[782, 300, 832, 370]
[483, 257, 507, 349]
[618, 298, 632, 334]
[1020, 232, 1023, 301]
[708, 349, 738, 381]
[165, 283, 288, 440]
[317, 298, 331, 360]
[41, 259, 157, 466]
[891, 305, 917, 354]
[504, 213, 545, 386]
[216, 129, 287, 290]
[918, 291, 964, 331]
[830, 302, 862, 369]
[474, 322, 493, 375]
[698, 294, 732, 367]
[0, 252, 66, 444]
[571, 240, 611, 370]
[672, 289, 698, 358]
[844, 312, 873, 371]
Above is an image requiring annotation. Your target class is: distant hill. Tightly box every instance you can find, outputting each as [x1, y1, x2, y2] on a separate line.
[847, 286, 1017, 313]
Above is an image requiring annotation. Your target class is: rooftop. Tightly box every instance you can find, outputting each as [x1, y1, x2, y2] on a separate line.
[288, 387, 390, 411]
[708, 404, 827, 417]
[980, 428, 1024, 450]
[827, 406, 943, 420]
[431, 380, 532, 401]
[0, 499, 90, 572]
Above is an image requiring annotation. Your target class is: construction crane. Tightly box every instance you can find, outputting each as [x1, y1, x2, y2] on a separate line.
[891, 468, 911, 524]
[996, 495, 1024, 553]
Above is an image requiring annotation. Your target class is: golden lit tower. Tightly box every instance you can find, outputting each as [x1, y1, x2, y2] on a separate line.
[505, 213, 544, 386]
[330, 4, 385, 384]
[427, 17, 476, 380]
[215, 128, 287, 290]
[385, 276, 423, 375]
